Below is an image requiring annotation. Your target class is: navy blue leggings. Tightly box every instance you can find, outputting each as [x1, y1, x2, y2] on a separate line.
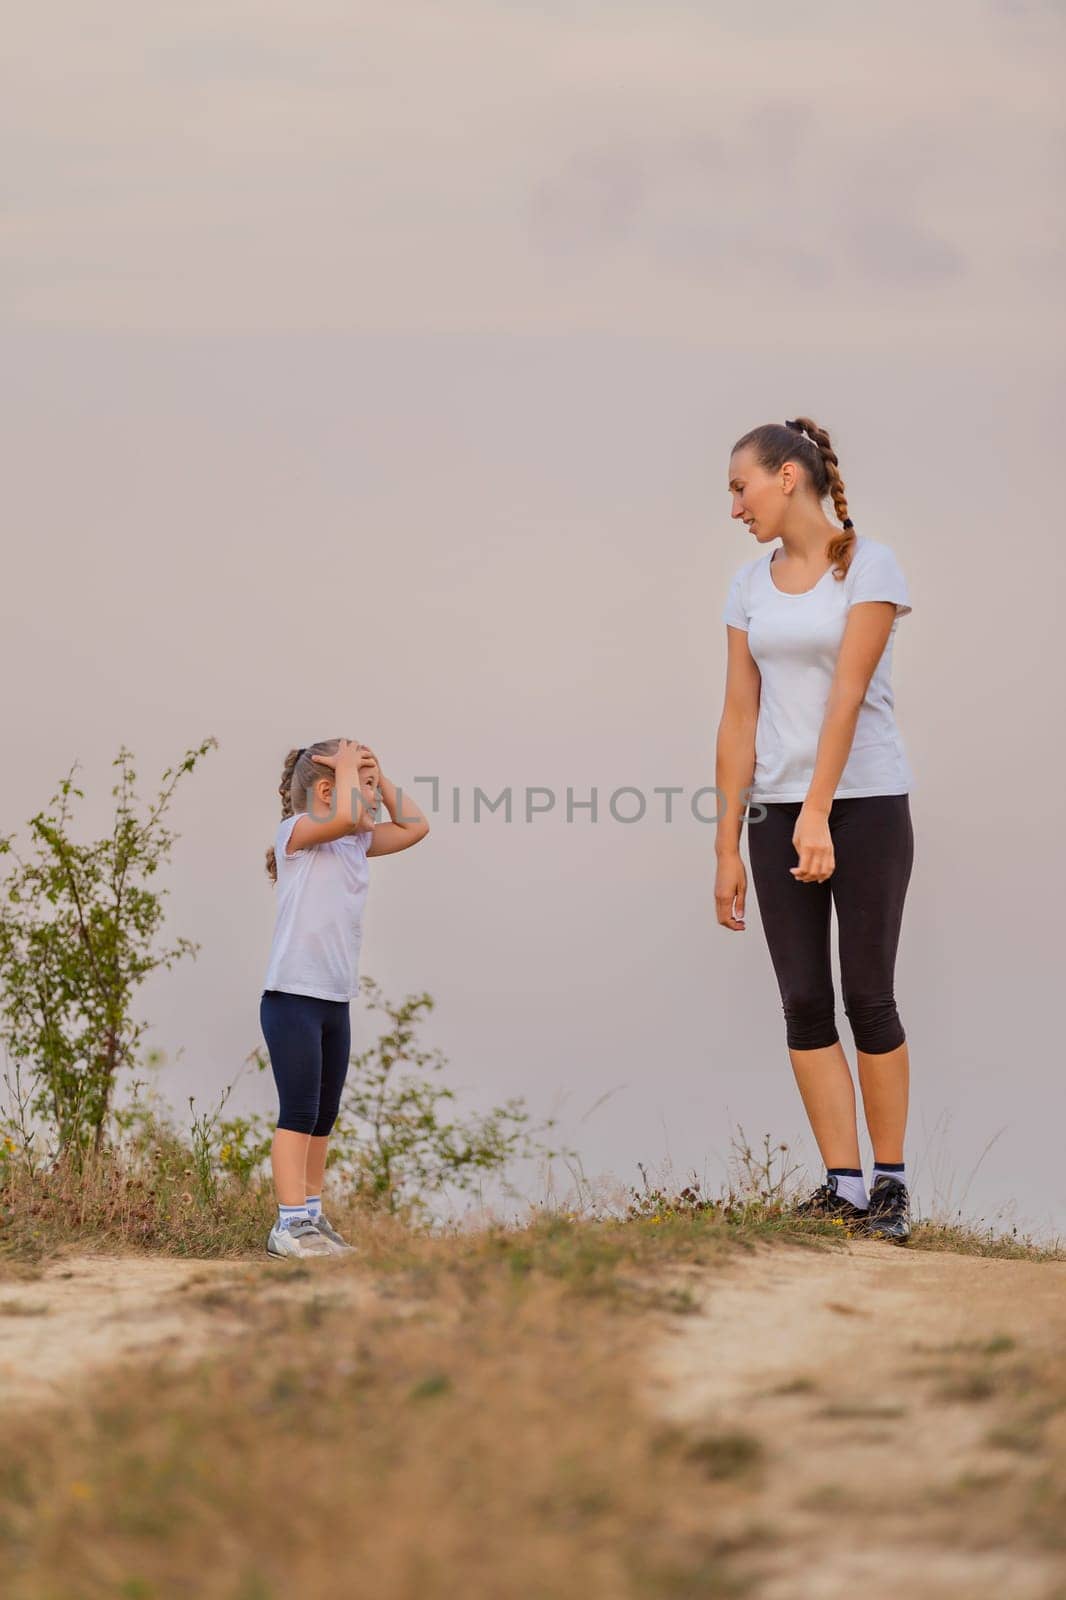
[746, 794, 913, 1055]
[259, 989, 351, 1136]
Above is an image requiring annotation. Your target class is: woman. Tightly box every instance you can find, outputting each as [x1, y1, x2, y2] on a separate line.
[716, 416, 914, 1244]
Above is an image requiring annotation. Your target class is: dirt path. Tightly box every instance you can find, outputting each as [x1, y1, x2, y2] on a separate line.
[3, 1239, 1064, 1596]
[642, 1238, 1066, 1600]
[0, 1251, 373, 1412]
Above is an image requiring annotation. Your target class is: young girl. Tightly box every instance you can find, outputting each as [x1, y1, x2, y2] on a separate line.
[717, 417, 915, 1244]
[260, 738, 430, 1259]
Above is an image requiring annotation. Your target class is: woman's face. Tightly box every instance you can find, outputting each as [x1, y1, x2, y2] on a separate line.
[728, 446, 782, 544]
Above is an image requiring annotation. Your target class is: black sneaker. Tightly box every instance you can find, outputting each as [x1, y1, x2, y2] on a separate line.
[792, 1172, 869, 1227]
[865, 1174, 910, 1244]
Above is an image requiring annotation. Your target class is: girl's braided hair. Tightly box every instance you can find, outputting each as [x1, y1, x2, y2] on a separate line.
[264, 740, 343, 884]
[731, 415, 856, 582]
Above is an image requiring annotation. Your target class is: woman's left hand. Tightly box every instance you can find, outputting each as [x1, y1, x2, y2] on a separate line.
[790, 804, 835, 883]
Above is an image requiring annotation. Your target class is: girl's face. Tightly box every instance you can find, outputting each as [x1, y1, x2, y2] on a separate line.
[357, 760, 379, 814]
[348, 742, 380, 813]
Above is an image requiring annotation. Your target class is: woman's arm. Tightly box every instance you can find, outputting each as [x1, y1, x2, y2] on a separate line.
[714, 626, 760, 931]
[715, 626, 760, 858]
[792, 602, 897, 881]
[805, 602, 897, 813]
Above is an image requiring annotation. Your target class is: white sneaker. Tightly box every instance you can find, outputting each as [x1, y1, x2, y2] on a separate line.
[312, 1214, 357, 1252]
[266, 1217, 338, 1259]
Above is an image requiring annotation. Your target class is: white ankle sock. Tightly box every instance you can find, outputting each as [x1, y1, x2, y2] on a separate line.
[827, 1169, 868, 1208]
[277, 1203, 311, 1230]
[872, 1162, 906, 1188]
[305, 1194, 322, 1219]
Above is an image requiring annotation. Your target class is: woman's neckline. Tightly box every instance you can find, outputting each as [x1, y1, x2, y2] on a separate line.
[766, 536, 855, 597]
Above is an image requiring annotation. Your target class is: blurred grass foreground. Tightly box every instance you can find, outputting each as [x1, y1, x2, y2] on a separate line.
[1, 1116, 1064, 1600]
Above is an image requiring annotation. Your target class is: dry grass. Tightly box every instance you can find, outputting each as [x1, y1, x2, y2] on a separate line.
[0, 1127, 268, 1275]
[0, 1212, 783, 1600]
[0, 1132, 832, 1594]
[3, 1127, 1061, 1283]
[1, 1131, 1064, 1598]
[916, 1334, 1066, 1553]
[907, 1219, 1065, 1260]
[0, 1119, 863, 1289]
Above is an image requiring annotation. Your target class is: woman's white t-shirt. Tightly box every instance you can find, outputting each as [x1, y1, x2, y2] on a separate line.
[722, 533, 914, 803]
[262, 813, 372, 1002]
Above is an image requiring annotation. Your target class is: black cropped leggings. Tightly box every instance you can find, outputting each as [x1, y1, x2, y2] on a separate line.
[746, 794, 913, 1055]
[259, 989, 351, 1136]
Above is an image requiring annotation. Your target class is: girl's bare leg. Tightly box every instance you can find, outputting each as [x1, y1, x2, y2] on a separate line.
[787, 1041, 862, 1169]
[305, 1134, 330, 1198]
[271, 1128, 311, 1205]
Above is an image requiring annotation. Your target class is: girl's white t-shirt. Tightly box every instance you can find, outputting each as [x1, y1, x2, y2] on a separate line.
[262, 813, 372, 1002]
[722, 533, 914, 803]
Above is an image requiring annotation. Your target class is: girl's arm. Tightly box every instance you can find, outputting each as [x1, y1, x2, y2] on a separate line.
[363, 761, 431, 858]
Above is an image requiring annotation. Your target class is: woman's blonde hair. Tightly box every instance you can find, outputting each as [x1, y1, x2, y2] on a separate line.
[264, 739, 343, 884]
[731, 415, 857, 582]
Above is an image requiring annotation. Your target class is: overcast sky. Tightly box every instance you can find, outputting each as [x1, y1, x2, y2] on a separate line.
[3, 0, 1064, 1238]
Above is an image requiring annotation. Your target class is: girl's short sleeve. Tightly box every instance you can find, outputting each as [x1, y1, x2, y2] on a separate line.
[848, 542, 912, 619]
[276, 814, 308, 861]
[722, 565, 750, 631]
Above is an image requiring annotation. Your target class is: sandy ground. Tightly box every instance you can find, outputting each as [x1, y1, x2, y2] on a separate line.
[0, 1250, 374, 1412]
[2, 1238, 1064, 1597]
[642, 1237, 1066, 1600]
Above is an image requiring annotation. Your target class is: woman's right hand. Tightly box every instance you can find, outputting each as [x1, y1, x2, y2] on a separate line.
[715, 852, 747, 931]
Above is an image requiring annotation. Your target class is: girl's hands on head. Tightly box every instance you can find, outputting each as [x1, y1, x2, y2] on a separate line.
[353, 741, 381, 778]
[309, 739, 365, 780]
[339, 739, 381, 821]
[307, 740, 369, 812]
[309, 739, 380, 822]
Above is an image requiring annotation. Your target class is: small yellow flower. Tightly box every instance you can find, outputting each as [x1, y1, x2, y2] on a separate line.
[70, 1480, 93, 1500]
